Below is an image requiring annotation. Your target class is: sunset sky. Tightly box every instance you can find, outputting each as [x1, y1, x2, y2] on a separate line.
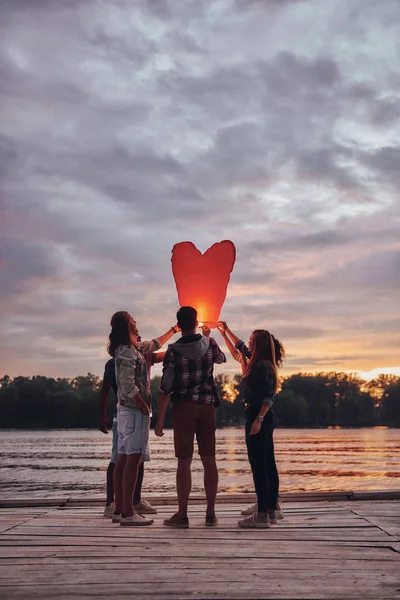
[1, 0, 399, 380]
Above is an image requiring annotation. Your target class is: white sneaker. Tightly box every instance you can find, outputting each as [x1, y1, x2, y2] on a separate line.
[112, 512, 122, 523]
[133, 499, 158, 514]
[120, 512, 154, 526]
[241, 503, 284, 519]
[241, 503, 257, 516]
[238, 513, 270, 529]
[103, 503, 115, 518]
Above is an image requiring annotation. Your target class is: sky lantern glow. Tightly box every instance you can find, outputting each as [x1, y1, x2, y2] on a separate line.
[171, 240, 236, 327]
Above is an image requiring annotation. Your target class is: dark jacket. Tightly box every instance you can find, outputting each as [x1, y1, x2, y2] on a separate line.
[243, 359, 276, 410]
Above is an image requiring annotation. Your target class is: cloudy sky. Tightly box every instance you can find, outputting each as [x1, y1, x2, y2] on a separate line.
[1, 0, 399, 380]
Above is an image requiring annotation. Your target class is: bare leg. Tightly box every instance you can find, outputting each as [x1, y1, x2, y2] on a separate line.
[122, 454, 142, 518]
[176, 457, 192, 517]
[113, 454, 126, 514]
[201, 456, 218, 516]
[133, 462, 144, 505]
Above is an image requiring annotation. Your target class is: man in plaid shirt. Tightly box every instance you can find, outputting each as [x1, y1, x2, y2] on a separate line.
[155, 306, 226, 528]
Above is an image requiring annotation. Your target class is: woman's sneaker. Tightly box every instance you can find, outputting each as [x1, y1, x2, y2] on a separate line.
[268, 510, 278, 525]
[241, 503, 257, 515]
[103, 503, 115, 518]
[242, 503, 284, 519]
[238, 513, 270, 529]
[120, 513, 154, 526]
[133, 499, 158, 514]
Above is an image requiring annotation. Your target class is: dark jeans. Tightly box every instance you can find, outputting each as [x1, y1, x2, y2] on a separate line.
[245, 408, 279, 513]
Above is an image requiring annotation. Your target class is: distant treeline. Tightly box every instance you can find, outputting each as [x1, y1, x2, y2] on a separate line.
[0, 372, 399, 429]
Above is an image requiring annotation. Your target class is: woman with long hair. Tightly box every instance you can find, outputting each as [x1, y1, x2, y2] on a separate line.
[218, 322, 285, 528]
[108, 311, 178, 526]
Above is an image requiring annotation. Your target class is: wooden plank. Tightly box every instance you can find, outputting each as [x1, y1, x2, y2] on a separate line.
[2, 525, 396, 542]
[0, 499, 69, 509]
[1, 537, 398, 552]
[1, 565, 400, 584]
[0, 577, 399, 600]
[0, 524, 23, 534]
[54, 507, 354, 518]
[2, 491, 399, 510]
[349, 500, 400, 512]
[363, 519, 400, 538]
[352, 491, 400, 501]
[1, 543, 396, 560]
[1, 556, 399, 571]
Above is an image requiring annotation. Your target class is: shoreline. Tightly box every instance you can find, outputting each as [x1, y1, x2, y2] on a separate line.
[1, 489, 400, 508]
[1, 425, 399, 430]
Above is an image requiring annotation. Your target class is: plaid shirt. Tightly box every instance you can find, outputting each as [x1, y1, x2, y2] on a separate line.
[159, 336, 226, 406]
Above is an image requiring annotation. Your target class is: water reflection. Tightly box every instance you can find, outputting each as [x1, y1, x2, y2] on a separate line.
[0, 427, 399, 498]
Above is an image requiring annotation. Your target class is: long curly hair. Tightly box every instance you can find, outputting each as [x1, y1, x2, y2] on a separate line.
[107, 311, 131, 357]
[243, 330, 285, 394]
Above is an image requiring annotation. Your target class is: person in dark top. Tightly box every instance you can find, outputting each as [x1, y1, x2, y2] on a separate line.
[99, 358, 119, 517]
[218, 322, 285, 528]
[156, 306, 226, 528]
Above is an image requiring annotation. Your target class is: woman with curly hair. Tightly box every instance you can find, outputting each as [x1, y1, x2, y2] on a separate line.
[108, 311, 178, 526]
[218, 322, 285, 528]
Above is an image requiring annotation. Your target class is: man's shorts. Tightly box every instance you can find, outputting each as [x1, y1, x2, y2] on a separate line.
[172, 402, 216, 459]
[117, 406, 150, 462]
[110, 417, 118, 463]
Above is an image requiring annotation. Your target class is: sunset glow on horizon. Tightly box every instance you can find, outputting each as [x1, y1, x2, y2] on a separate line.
[0, 0, 399, 380]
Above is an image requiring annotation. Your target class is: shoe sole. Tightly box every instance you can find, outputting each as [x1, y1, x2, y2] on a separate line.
[112, 518, 121, 523]
[205, 520, 218, 527]
[134, 510, 158, 514]
[238, 523, 270, 529]
[120, 520, 154, 526]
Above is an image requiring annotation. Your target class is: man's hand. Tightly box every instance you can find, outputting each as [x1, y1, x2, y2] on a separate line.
[201, 326, 211, 337]
[249, 419, 261, 436]
[172, 324, 180, 334]
[100, 415, 109, 434]
[154, 421, 164, 437]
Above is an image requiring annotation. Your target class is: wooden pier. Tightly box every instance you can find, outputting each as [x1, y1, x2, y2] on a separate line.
[0, 494, 399, 599]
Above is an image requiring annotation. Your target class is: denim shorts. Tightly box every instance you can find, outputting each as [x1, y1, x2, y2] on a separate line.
[110, 417, 118, 464]
[117, 406, 150, 462]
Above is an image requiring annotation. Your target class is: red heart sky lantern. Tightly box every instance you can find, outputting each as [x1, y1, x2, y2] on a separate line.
[171, 240, 236, 327]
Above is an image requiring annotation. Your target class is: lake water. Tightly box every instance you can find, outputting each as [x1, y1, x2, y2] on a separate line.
[0, 427, 399, 499]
